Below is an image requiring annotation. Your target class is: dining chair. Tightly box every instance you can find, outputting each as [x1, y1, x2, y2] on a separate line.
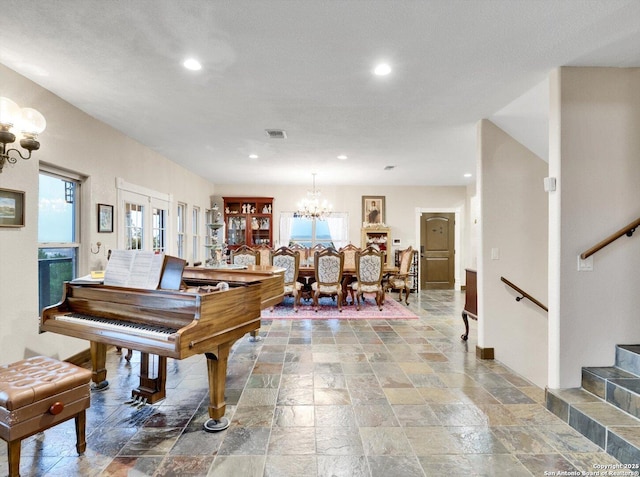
[384, 246, 416, 304]
[351, 246, 385, 310]
[230, 244, 260, 266]
[254, 244, 273, 266]
[339, 243, 360, 304]
[289, 243, 309, 265]
[271, 247, 302, 312]
[311, 247, 344, 312]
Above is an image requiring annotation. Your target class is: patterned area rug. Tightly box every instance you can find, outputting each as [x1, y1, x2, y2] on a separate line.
[262, 294, 419, 319]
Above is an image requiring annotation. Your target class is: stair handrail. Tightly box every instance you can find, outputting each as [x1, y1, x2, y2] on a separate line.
[500, 276, 548, 312]
[580, 217, 640, 260]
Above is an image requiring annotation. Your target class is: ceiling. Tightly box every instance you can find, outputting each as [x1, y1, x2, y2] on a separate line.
[2, 0, 640, 187]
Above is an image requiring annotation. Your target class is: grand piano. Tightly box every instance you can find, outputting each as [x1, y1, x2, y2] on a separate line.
[41, 262, 285, 432]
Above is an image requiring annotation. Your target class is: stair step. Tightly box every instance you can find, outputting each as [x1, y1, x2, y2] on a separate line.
[616, 345, 640, 376]
[582, 366, 638, 400]
[547, 387, 640, 465]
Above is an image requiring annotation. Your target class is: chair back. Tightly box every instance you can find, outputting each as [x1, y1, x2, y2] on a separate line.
[254, 244, 273, 266]
[340, 243, 360, 271]
[289, 243, 308, 264]
[272, 247, 300, 286]
[355, 246, 384, 287]
[231, 245, 259, 266]
[314, 247, 344, 287]
[398, 246, 415, 274]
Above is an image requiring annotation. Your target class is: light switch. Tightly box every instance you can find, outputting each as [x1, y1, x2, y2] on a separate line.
[491, 248, 500, 260]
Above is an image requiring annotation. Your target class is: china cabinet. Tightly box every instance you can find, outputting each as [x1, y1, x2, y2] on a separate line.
[361, 226, 392, 266]
[223, 197, 273, 251]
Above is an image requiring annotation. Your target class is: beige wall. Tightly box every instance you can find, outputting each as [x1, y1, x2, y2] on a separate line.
[478, 119, 549, 387]
[0, 64, 215, 365]
[549, 67, 640, 388]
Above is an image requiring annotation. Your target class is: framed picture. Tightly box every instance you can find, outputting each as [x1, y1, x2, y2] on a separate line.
[98, 203, 114, 233]
[0, 188, 25, 227]
[362, 195, 385, 225]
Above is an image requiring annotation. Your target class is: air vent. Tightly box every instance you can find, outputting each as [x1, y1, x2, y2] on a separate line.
[384, 165, 395, 170]
[265, 129, 287, 139]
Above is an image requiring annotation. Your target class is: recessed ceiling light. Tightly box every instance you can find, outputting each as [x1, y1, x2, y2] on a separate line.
[464, 173, 472, 178]
[249, 154, 259, 159]
[374, 63, 391, 76]
[337, 155, 348, 160]
[183, 58, 202, 71]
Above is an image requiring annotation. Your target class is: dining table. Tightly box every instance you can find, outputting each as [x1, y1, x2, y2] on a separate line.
[296, 264, 399, 305]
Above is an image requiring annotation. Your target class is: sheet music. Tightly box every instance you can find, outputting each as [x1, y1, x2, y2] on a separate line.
[104, 250, 165, 289]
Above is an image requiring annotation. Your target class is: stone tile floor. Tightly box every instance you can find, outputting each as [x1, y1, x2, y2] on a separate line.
[0, 290, 626, 476]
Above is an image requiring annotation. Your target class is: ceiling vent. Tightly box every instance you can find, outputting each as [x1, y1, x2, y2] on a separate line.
[384, 165, 395, 170]
[265, 129, 287, 139]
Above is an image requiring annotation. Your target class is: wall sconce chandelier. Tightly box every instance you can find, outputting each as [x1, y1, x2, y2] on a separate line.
[295, 173, 332, 221]
[0, 96, 46, 173]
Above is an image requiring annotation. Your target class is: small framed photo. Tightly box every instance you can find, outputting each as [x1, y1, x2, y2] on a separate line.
[0, 188, 25, 227]
[98, 203, 114, 233]
[362, 195, 385, 225]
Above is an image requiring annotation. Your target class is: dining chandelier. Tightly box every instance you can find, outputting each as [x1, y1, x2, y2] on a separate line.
[295, 173, 332, 220]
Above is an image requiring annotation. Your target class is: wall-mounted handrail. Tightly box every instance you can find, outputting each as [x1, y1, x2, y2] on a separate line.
[580, 217, 640, 260]
[500, 276, 548, 312]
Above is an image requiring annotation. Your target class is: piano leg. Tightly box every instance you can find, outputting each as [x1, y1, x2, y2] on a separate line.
[249, 330, 262, 342]
[131, 353, 167, 404]
[203, 344, 232, 432]
[90, 341, 109, 391]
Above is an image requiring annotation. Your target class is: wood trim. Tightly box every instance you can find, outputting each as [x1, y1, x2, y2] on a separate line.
[476, 346, 494, 360]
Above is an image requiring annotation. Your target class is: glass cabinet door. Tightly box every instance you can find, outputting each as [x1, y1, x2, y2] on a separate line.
[251, 216, 271, 246]
[227, 216, 246, 245]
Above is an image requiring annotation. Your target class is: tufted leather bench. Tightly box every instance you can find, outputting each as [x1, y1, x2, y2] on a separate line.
[0, 356, 91, 477]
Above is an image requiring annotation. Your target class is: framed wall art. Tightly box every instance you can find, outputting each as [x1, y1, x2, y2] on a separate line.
[362, 195, 385, 225]
[0, 188, 25, 227]
[98, 203, 114, 233]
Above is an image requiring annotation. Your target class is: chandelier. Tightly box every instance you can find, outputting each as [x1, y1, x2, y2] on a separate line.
[295, 173, 332, 220]
[0, 97, 46, 173]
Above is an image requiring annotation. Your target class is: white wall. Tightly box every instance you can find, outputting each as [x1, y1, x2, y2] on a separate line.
[478, 119, 549, 387]
[549, 67, 640, 388]
[0, 64, 215, 365]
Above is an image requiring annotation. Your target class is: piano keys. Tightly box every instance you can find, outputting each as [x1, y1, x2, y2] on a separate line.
[41, 280, 263, 432]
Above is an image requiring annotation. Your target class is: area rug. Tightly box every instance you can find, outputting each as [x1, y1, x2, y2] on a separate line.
[263, 294, 419, 320]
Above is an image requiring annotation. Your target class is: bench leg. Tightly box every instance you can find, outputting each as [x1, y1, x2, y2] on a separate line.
[8, 439, 20, 477]
[75, 410, 87, 454]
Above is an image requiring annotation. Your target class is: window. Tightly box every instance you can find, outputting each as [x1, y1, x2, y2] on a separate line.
[177, 203, 186, 258]
[124, 202, 143, 250]
[280, 212, 348, 249]
[38, 168, 82, 312]
[117, 179, 171, 253]
[152, 207, 167, 253]
[192, 206, 200, 263]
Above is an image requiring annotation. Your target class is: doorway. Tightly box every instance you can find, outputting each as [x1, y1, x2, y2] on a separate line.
[420, 212, 455, 289]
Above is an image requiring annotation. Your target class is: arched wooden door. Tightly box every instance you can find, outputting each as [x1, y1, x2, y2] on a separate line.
[420, 213, 455, 289]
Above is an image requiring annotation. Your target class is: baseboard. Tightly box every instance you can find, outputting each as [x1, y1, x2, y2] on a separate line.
[476, 346, 494, 360]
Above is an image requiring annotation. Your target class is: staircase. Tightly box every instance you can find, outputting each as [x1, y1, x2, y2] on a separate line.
[546, 345, 640, 465]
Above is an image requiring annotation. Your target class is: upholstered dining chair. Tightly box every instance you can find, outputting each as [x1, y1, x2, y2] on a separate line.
[311, 247, 344, 312]
[339, 243, 360, 303]
[351, 246, 385, 310]
[254, 244, 273, 266]
[384, 246, 416, 304]
[271, 247, 302, 312]
[230, 244, 260, 266]
[289, 243, 309, 265]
